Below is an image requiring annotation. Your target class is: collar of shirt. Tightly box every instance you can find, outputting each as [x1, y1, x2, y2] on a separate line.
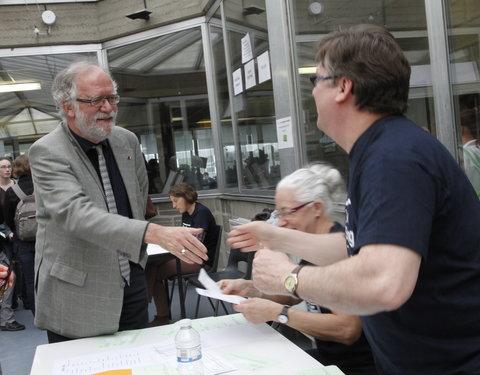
[69, 128, 108, 153]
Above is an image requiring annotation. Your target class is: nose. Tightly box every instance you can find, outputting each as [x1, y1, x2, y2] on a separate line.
[99, 99, 114, 112]
[277, 216, 288, 227]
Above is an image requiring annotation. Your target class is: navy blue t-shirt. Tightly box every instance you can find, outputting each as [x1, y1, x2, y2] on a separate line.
[182, 202, 217, 267]
[301, 222, 377, 375]
[346, 115, 480, 374]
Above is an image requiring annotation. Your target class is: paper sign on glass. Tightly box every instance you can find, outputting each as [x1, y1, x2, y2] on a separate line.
[233, 68, 243, 96]
[244, 59, 256, 89]
[257, 50, 271, 84]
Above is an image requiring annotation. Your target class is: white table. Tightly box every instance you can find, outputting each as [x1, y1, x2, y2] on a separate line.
[30, 314, 344, 375]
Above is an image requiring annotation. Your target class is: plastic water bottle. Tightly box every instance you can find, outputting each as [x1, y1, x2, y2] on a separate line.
[175, 319, 204, 375]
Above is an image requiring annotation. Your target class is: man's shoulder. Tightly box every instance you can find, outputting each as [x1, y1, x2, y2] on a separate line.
[30, 123, 66, 152]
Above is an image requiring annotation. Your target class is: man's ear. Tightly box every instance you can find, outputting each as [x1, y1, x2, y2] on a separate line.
[335, 77, 354, 103]
[62, 101, 75, 119]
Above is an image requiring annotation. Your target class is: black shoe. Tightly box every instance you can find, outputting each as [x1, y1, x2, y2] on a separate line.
[0, 321, 26, 331]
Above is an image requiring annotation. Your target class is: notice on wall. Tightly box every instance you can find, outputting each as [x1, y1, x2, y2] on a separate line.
[244, 59, 256, 89]
[241, 33, 254, 64]
[233, 68, 243, 96]
[257, 50, 271, 84]
[276, 116, 294, 149]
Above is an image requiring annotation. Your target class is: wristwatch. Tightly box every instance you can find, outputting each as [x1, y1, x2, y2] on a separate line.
[277, 305, 290, 324]
[284, 264, 305, 298]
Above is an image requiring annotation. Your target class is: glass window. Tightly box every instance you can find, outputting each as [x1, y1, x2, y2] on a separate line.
[446, 0, 480, 196]
[223, 0, 279, 191]
[0, 52, 97, 158]
[107, 27, 217, 193]
[291, 0, 433, 182]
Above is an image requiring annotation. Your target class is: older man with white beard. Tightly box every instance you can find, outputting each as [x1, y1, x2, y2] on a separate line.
[29, 61, 208, 343]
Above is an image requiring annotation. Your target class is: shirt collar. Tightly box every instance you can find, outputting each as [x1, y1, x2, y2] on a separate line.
[69, 127, 108, 153]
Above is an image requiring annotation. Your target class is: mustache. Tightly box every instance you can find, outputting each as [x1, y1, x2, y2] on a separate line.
[95, 112, 116, 120]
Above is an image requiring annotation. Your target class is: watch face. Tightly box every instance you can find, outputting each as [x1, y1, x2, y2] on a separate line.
[284, 275, 296, 293]
[278, 314, 288, 324]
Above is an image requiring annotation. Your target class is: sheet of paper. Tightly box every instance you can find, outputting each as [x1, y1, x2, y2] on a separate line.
[146, 244, 169, 256]
[52, 341, 236, 375]
[196, 268, 246, 305]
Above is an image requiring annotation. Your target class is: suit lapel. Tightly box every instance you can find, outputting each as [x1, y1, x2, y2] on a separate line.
[61, 122, 104, 193]
[109, 131, 140, 214]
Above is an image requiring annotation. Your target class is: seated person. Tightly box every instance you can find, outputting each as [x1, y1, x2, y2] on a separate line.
[146, 183, 217, 326]
[219, 164, 377, 375]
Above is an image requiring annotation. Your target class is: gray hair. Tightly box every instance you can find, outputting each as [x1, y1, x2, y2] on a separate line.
[51, 61, 118, 121]
[276, 164, 346, 217]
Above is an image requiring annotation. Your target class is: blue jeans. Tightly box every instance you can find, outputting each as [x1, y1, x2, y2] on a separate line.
[15, 240, 35, 315]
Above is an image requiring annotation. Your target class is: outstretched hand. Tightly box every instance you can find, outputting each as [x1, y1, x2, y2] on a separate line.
[227, 221, 276, 252]
[145, 224, 208, 264]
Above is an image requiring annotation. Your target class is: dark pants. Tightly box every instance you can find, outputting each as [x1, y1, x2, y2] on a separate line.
[47, 262, 149, 344]
[15, 240, 35, 315]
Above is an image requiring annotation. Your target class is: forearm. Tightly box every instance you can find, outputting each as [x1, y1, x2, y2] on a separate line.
[295, 245, 421, 315]
[285, 309, 362, 346]
[270, 229, 347, 266]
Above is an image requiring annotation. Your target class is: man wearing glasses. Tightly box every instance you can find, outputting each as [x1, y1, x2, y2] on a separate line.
[228, 25, 480, 374]
[29, 61, 208, 343]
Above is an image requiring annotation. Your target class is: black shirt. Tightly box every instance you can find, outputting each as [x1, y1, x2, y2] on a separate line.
[71, 131, 132, 219]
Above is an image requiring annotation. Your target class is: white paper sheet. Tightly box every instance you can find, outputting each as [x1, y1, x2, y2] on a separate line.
[196, 268, 246, 305]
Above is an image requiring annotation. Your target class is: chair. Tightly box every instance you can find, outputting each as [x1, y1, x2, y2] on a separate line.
[165, 224, 222, 315]
[187, 247, 255, 318]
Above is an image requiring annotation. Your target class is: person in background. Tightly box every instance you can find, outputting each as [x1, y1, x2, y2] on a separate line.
[0, 158, 14, 262]
[228, 25, 480, 374]
[460, 107, 480, 197]
[3, 155, 36, 315]
[29, 61, 207, 343]
[146, 182, 217, 326]
[0, 223, 24, 331]
[0, 156, 24, 331]
[220, 164, 376, 375]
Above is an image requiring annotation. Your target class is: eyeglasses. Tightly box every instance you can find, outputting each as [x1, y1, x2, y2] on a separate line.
[275, 201, 314, 218]
[309, 75, 337, 87]
[76, 94, 120, 107]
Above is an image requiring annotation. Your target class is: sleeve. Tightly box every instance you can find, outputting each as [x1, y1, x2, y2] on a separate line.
[354, 154, 436, 258]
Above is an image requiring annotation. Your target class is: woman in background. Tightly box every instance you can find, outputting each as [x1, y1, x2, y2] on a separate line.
[4, 154, 36, 315]
[146, 182, 217, 326]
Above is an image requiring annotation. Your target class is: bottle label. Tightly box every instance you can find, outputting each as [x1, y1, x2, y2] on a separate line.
[177, 346, 202, 363]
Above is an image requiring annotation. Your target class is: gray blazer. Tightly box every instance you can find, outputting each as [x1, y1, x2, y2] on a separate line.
[29, 122, 149, 338]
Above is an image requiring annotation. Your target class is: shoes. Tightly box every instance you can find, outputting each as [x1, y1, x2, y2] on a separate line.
[0, 321, 26, 331]
[148, 316, 170, 327]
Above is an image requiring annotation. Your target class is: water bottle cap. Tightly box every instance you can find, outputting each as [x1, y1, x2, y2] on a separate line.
[179, 318, 192, 328]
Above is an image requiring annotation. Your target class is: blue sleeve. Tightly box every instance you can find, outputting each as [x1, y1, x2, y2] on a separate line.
[353, 154, 436, 258]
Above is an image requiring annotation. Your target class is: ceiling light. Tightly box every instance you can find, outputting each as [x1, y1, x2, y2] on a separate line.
[298, 66, 317, 75]
[0, 82, 42, 93]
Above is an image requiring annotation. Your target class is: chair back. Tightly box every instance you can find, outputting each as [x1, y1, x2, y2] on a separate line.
[224, 248, 255, 279]
[209, 224, 222, 272]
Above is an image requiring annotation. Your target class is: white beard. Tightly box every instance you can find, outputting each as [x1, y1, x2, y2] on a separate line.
[74, 106, 117, 142]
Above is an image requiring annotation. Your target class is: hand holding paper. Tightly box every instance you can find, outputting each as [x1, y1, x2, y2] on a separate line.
[196, 268, 246, 304]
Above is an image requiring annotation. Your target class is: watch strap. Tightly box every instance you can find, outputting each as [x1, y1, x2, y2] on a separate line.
[278, 305, 290, 324]
[291, 264, 305, 298]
